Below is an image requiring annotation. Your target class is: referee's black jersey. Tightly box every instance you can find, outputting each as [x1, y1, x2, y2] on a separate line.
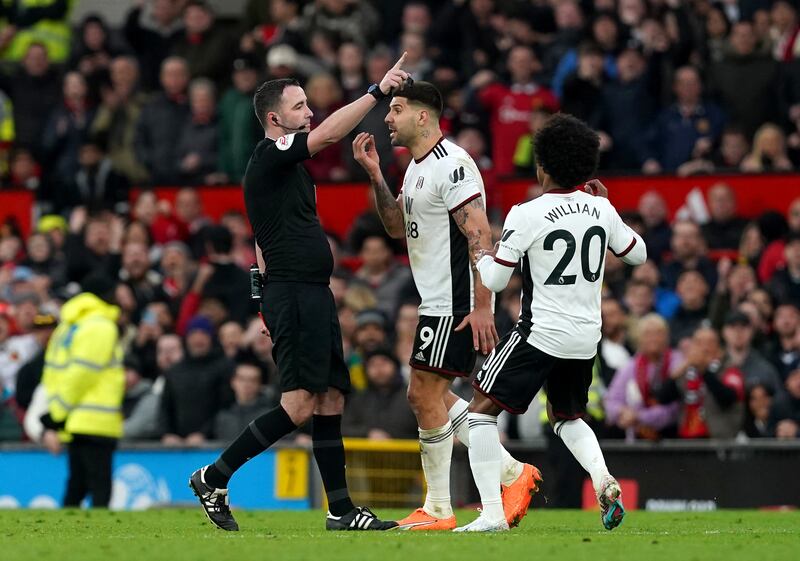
[243, 132, 333, 284]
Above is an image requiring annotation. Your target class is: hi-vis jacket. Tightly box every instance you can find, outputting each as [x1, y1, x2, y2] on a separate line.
[43, 292, 124, 440]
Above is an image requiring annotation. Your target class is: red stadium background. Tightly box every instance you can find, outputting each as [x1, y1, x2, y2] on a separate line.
[3, 174, 799, 239]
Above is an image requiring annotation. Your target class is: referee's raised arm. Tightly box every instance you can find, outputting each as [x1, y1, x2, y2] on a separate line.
[254, 52, 408, 156]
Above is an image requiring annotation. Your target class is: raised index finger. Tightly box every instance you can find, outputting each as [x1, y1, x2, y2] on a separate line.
[392, 51, 407, 70]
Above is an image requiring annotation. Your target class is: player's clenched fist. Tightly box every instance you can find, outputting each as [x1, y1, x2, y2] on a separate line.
[379, 51, 409, 95]
[352, 133, 381, 177]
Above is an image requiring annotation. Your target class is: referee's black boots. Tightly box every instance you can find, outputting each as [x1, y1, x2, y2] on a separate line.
[189, 466, 240, 531]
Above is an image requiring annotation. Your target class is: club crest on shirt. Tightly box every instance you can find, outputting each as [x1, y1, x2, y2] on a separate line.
[415, 177, 424, 190]
[276, 134, 295, 151]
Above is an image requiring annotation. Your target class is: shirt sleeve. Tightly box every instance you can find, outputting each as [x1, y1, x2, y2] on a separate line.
[439, 157, 484, 213]
[494, 204, 533, 266]
[261, 132, 311, 168]
[606, 201, 647, 265]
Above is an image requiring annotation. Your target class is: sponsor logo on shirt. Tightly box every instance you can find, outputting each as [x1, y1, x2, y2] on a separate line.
[276, 134, 295, 151]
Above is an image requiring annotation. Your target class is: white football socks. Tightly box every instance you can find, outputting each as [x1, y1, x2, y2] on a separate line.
[448, 398, 523, 486]
[466, 413, 504, 522]
[555, 418, 610, 492]
[419, 420, 454, 518]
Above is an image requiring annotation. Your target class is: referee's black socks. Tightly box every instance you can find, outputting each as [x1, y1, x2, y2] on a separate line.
[204, 405, 297, 489]
[312, 414, 356, 516]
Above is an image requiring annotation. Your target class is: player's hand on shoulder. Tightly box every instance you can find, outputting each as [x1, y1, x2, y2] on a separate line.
[352, 133, 381, 175]
[584, 179, 608, 198]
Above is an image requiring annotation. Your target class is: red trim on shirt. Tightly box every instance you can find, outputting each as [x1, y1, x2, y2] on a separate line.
[449, 193, 481, 213]
[494, 257, 517, 267]
[413, 136, 445, 164]
[613, 238, 637, 258]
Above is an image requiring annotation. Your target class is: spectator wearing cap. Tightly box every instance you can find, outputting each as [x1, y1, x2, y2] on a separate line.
[769, 367, 800, 439]
[354, 233, 413, 324]
[213, 361, 277, 441]
[765, 304, 800, 381]
[90, 56, 151, 185]
[13, 310, 57, 411]
[642, 66, 726, 174]
[170, 1, 234, 88]
[39, 273, 125, 507]
[175, 78, 219, 184]
[659, 327, 745, 439]
[768, 231, 800, 308]
[604, 314, 681, 441]
[159, 315, 234, 445]
[123, 0, 184, 92]
[134, 56, 191, 184]
[343, 348, 418, 440]
[721, 309, 782, 391]
[347, 309, 389, 392]
[217, 54, 263, 183]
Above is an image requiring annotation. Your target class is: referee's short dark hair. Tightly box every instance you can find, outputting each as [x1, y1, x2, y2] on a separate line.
[396, 80, 443, 118]
[253, 78, 300, 128]
[534, 113, 599, 189]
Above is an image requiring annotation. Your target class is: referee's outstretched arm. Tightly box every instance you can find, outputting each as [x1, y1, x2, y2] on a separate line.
[306, 52, 408, 155]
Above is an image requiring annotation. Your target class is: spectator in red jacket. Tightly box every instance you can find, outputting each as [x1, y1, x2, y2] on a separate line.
[471, 45, 559, 175]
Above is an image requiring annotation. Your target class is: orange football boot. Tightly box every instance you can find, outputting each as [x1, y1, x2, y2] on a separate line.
[501, 463, 543, 528]
[395, 508, 457, 531]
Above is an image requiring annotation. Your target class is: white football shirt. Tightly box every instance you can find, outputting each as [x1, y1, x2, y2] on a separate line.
[494, 188, 643, 359]
[401, 137, 486, 316]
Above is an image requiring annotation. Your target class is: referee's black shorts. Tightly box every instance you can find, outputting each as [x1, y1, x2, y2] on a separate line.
[472, 326, 594, 419]
[261, 281, 351, 395]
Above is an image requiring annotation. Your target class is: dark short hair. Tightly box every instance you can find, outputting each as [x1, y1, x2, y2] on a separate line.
[253, 78, 300, 128]
[205, 225, 233, 255]
[533, 114, 599, 188]
[395, 80, 443, 117]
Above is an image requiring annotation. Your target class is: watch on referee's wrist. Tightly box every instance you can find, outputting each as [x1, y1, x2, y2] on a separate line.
[367, 83, 386, 101]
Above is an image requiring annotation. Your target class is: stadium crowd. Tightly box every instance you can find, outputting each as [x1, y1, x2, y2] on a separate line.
[0, 0, 799, 445]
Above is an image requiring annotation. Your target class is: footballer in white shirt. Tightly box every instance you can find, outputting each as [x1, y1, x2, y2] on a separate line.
[459, 114, 647, 533]
[352, 81, 540, 532]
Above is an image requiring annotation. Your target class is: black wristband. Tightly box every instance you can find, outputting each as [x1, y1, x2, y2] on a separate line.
[367, 83, 386, 101]
[40, 413, 65, 431]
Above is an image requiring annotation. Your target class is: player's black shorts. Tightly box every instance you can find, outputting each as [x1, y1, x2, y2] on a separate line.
[261, 281, 350, 394]
[472, 326, 594, 419]
[409, 315, 476, 377]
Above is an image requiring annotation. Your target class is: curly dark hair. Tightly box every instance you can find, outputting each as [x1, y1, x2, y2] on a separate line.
[533, 113, 600, 188]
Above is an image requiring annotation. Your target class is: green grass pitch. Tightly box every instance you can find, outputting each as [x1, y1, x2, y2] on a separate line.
[3, 509, 798, 561]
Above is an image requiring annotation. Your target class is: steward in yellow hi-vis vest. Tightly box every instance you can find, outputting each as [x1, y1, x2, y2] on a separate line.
[40, 274, 124, 507]
[0, 0, 73, 63]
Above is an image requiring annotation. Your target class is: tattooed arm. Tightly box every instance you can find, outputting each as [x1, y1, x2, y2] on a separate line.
[352, 133, 405, 238]
[451, 196, 499, 353]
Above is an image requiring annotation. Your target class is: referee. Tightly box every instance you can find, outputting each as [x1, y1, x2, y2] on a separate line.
[189, 54, 409, 532]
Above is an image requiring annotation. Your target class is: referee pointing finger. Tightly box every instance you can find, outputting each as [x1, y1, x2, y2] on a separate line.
[188, 54, 409, 532]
